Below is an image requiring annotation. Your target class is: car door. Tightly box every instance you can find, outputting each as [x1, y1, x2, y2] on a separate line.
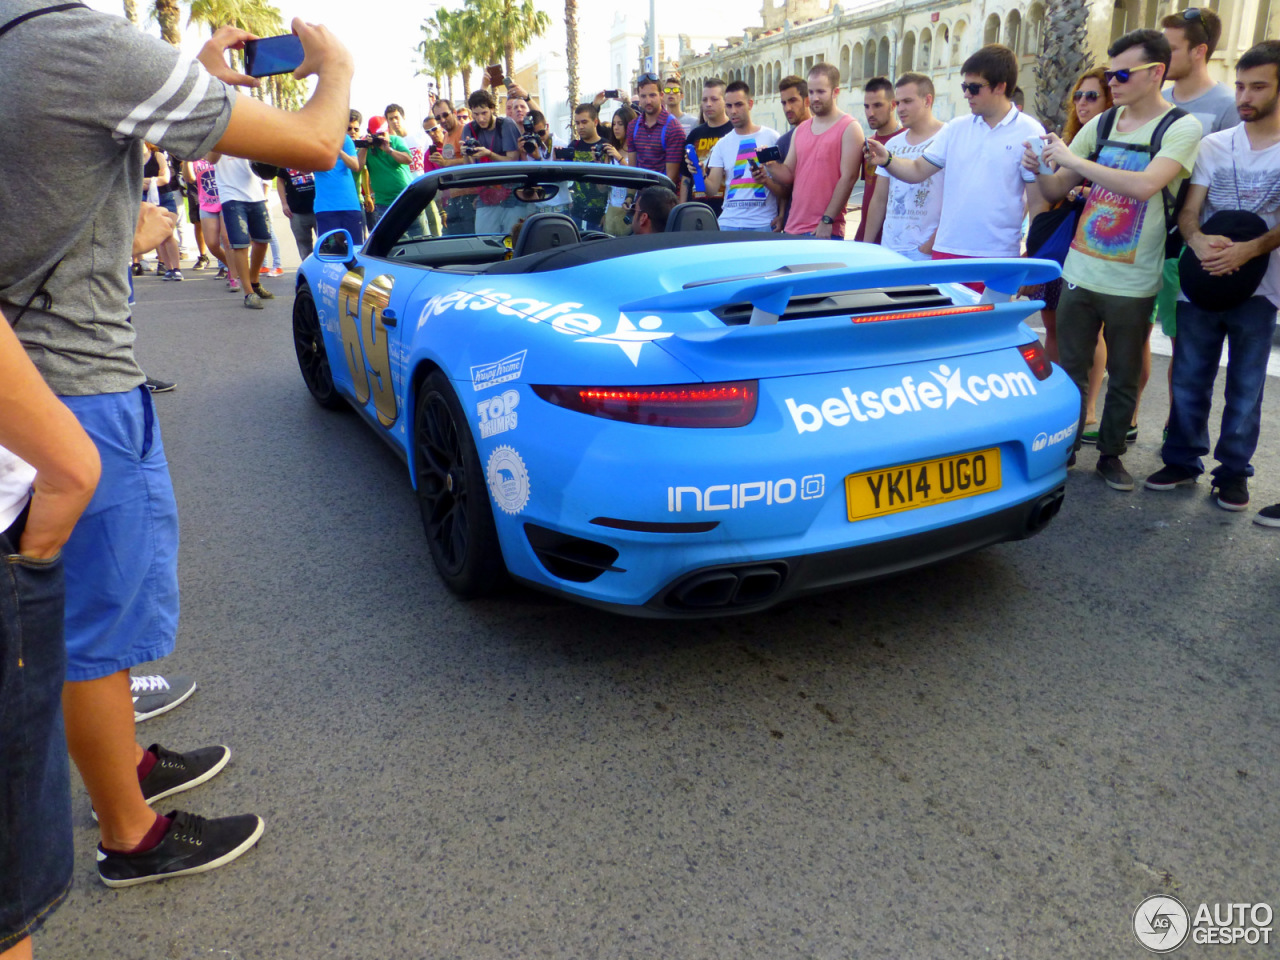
[333, 257, 424, 433]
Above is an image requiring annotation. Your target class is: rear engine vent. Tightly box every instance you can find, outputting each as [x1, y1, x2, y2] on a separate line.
[712, 284, 953, 326]
[524, 524, 621, 583]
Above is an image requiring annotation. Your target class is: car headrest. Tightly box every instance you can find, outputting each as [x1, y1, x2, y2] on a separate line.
[665, 202, 719, 233]
[511, 212, 580, 259]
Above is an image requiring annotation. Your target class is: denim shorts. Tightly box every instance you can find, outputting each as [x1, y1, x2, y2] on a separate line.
[0, 508, 74, 951]
[221, 198, 272, 249]
[60, 386, 179, 682]
[314, 209, 366, 245]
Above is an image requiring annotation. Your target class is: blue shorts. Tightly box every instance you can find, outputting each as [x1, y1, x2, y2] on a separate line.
[0, 508, 73, 950]
[315, 209, 366, 245]
[60, 387, 179, 682]
[221, 198, 272, 249]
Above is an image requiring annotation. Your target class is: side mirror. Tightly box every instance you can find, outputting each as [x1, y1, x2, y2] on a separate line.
[315, 229, 354, 263]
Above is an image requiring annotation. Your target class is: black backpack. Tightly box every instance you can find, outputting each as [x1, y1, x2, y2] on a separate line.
[1091, 106, 1191, 260]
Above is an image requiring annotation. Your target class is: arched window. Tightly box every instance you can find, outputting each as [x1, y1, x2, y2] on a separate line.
[901, 31, 915, 72]
[839, 44, 851, 81]
[936, 25, 949, 68]
[852, 42, 864, 79]
[1005, 9, 1022, 52]
[951, 20, 967, 66]
[775, 60, 782, 86]
[864, 40, 876, 77]
[1024, 3, 1046, 55]
[919, 28, 932, 71]
[877, 36, 890, 76]
[984, 12, 1000, 46]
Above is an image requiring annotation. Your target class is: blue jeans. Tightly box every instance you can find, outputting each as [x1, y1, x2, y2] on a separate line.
[1163, 296, 1278, 480]
[0, 509, 73, 950]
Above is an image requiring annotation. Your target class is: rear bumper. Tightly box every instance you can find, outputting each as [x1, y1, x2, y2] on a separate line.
[515, 485, 1065, 619]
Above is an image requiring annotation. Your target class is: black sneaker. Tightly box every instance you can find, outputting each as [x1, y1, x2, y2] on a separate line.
[1144, 464, 1200, 491]
[1254, 503, 1280, 527]
[96, 810, 264, 887]
[91, 742, 229, 822]
[251, 282, 275, 300]
[1213, 476, 1249, 512]
[131, 261, 143, 276]
[132, 673, 196, 722]
[139, 743, 231, 806]
[145, 377, 176, 394]
[215, 264, 228, 279]
[1096, 455, 1134, 491]
[194, 254, 210, 270]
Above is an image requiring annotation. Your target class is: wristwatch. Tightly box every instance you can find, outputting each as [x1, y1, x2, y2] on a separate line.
[879, 150, 894, 168]
[820, 215, 835, 225]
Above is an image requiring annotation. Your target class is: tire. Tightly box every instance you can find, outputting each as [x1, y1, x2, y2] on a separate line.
[413, 371, 507, 597]
[292, 286, 345, 410]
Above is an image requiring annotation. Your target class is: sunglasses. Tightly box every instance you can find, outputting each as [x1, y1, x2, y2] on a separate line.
[1105, 62, 1161, 84]
[663, 86, 681, 94]
[637, 72, 660, 86]
[960, 81, 989, 96]
[1072, 90, 1101, 102]
[1181, 7, 1202, 20]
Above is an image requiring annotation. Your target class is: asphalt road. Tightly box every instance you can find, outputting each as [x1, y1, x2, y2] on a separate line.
[40, 256, 1280, 960]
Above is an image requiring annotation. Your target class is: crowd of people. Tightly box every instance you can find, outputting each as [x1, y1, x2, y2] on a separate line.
[1, 2, 1279, 957]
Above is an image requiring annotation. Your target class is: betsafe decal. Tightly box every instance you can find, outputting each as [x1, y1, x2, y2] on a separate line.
[416, 290, 671, 366]
[787, 364, 1039, 435]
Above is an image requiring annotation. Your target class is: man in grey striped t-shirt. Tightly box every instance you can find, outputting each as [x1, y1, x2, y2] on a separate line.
[0, 1, 352, 890]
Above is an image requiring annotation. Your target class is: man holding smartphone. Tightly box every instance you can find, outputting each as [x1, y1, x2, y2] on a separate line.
[0, 2, 353, 889]
[705, 81, 781, 232]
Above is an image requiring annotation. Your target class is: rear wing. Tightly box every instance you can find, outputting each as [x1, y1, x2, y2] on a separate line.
[621, 258, 1061, 326]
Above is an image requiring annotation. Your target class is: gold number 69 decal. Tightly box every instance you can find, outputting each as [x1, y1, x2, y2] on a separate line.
[338, 269, 399, 427]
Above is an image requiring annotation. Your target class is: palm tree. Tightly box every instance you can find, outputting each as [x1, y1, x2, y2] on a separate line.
[123, 0, 139, 26]
[461, 0, 549, 80]
[418, 17, 460, 103]
[565, 0, 579, 110]
[188, 0, 300, 107]
[435, 7, 479, 100]
[1033, 0, 1093, 134]
[151, 0, 181, 45]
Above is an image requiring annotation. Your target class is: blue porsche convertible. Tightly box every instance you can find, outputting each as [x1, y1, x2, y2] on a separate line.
[292, 161, 1076, 616]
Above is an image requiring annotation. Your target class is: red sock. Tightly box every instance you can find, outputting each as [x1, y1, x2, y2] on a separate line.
[103, 813, 171, 855]
[137, 747, 157, 780]
[125, 813, 171, 854]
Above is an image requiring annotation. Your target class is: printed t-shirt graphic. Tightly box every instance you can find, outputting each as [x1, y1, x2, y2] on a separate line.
[1071, 143, 1151, 264]
[709, 127, 780, 230]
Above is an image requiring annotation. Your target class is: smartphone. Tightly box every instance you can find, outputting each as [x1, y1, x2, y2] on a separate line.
[755, 145, 782, 165]
[1029, 137, 1054, 175]
[553, 146, 575, 161]
[503, 76, 515, 88]
[243, 33, 304, 78]
[486, 64, 503, 88]
[603, 89, 621, 100]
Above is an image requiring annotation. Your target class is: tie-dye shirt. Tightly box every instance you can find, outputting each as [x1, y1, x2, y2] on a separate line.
[707, 126, 781, 230]
[1062, 107, 1201, 297]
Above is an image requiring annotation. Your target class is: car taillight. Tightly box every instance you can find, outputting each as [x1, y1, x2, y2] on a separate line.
[850, 304, 994, 324]
[1019, 340, 1053, 380]
[532, 381, 758, 428]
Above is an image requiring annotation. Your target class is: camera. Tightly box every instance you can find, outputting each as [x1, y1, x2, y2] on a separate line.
[592, 141, 608, 161]
[552, 146, 575, 161]
[519, 114, 541, 155]
[462, 136, 482, 156]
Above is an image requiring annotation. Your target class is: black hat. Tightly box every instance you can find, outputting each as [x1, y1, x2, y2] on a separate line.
[1179, 209, 1270, 312]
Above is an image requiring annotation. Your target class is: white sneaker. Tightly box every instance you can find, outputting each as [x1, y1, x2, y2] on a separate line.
[131, 674, 197, 722]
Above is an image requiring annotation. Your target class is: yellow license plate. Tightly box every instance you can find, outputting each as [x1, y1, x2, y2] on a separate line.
[845, 448, 1002, 522]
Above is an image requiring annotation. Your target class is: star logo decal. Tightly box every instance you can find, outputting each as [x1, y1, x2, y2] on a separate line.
[929, 364, 977, 408]
[576, 314, 673, 366]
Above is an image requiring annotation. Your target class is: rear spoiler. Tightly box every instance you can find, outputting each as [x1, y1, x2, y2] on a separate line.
[620, 258, 1061, 325]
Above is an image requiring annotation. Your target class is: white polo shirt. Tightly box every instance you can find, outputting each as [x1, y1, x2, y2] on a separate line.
[921, 106, 1045, 257]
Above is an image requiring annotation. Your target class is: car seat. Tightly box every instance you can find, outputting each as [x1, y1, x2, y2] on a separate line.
[511, 212, 580, 258]
[665, 202, 719, 233]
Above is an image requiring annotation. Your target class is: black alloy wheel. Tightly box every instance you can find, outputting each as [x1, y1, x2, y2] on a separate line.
[413, 371, 506, 597]
[292, 286, 345, 409]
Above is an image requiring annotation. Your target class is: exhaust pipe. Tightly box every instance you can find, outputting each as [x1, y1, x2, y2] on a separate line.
[1025, 487, 1065, 534]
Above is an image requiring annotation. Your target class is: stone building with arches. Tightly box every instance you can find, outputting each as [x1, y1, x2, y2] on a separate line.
[670, 0, 1276, 134]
